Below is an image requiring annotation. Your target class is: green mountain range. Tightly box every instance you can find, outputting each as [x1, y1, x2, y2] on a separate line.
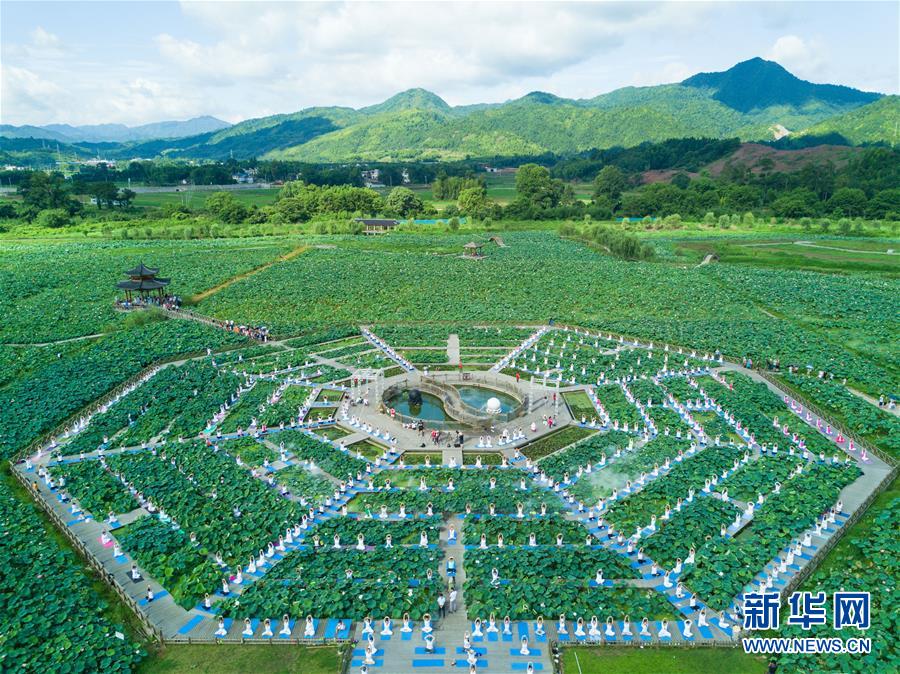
[2, 59, 893, 164]
[0, 116, 229, 143]
[797, 95, 899, 145]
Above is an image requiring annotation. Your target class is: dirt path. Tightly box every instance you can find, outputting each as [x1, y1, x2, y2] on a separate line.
[846, 386, 900, 418]
[5, 332, 105, 347]
[695, 253, 716, 268]
[189, 244, 309, 302]
[794, 241, 896, 255]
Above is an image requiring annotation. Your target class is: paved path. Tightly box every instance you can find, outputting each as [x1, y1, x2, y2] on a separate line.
[847, 386, 899, 418]
[447, 333, 461, 365]
[13, 325, 896, 672]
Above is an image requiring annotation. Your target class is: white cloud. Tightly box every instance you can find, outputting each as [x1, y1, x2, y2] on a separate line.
[158, 1, 715, 106]
[30, 26, 60, 49]
[2, 1, 894, 126]
[767, 35, 827, 80]
[0, 65, 68, 120]
[629, 61, 693, 87]
[155, 33, 276, 81]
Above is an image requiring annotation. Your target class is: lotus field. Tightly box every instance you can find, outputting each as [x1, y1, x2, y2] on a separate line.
[3, 231, 895, 673]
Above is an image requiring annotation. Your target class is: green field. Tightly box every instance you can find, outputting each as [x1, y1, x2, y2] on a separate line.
[675, 238, 900, 275]
[2, 226, 897, 674]
[137, 644, 342, 674]
[132, 188, 281, 210]
[563, 647, 769, 674]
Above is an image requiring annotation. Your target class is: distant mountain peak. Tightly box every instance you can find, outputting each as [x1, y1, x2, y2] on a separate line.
[516, 91, 566, 106]
[2, 116, 230, 143]
[682, 57, 881, 113]
[360, 88, 451, 115]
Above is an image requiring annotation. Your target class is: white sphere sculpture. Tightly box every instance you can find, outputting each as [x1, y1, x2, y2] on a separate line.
[486, 397, 503, 414]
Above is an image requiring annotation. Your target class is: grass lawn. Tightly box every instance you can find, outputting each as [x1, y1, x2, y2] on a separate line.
[304, 406, 337, 422]
[316, 389, 346, 403]
[315, 425, 352, 440]
[520, 425, 596, 460]
[137, 644, 342, 674]
[402, 451, 444, 465]
[562, 646, 769, 674]
[563, 390, 597, 421]
[463, 451, 503, 465]
[133, 188, 280, 210]
[348, 438, 388, 461]
[675, 238, 900, 275]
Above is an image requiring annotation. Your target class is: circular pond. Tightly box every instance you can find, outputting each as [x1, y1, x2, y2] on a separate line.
[456, 385, 519, 414]
[386, 389, 449, 422]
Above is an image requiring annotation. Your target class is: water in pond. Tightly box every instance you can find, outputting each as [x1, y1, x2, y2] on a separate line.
[386, 390, 448, 421]
[456, 386, 518, 413]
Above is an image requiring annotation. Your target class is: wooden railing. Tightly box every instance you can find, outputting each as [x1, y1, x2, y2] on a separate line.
[754, 369, 895, 467]
[9, 467, 164, 643]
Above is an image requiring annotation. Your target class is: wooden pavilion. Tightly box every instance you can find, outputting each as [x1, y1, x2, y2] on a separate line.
[462, 241, 485, 258]
[355, 218, 400, 235]
[116, 263, 170, 301]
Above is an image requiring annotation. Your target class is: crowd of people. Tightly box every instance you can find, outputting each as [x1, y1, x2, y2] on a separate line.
[114, 293, 182, 311]
[219, 319, 270, 341]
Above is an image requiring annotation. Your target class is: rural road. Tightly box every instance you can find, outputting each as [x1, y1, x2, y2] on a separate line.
[794, 241, 896, 255]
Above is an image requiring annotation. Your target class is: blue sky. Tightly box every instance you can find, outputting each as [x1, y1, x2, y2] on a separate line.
[2, 1, 897, 126]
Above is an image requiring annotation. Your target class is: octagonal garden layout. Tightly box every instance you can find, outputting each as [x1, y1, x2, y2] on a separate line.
[14, 324, 890, 674]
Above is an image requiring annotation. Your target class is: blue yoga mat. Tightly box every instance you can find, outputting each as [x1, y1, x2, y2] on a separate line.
[454, 660, 487, 668]
[517, 622, 529, 639]
[698, 625, 714, 639]
[138, 590, 168, 606]
[177, 615, 205, 635]
[456, 647, 486, 655]
[510, 648, 542, 656]
[414, 647, 446, 654]
[512, 664, 544, 671]
[412, 660, 445, 667]
[351, 659, 383, 668]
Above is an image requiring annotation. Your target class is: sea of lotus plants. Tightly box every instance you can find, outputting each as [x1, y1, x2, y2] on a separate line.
[219, 547, 443, 620]
[0, 229, 894, 674]
[0, 479, 144, 672]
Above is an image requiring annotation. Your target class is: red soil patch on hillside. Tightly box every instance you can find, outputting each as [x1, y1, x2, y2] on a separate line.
[704, 143, 861, 176]
[639, 143, 862, 185]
